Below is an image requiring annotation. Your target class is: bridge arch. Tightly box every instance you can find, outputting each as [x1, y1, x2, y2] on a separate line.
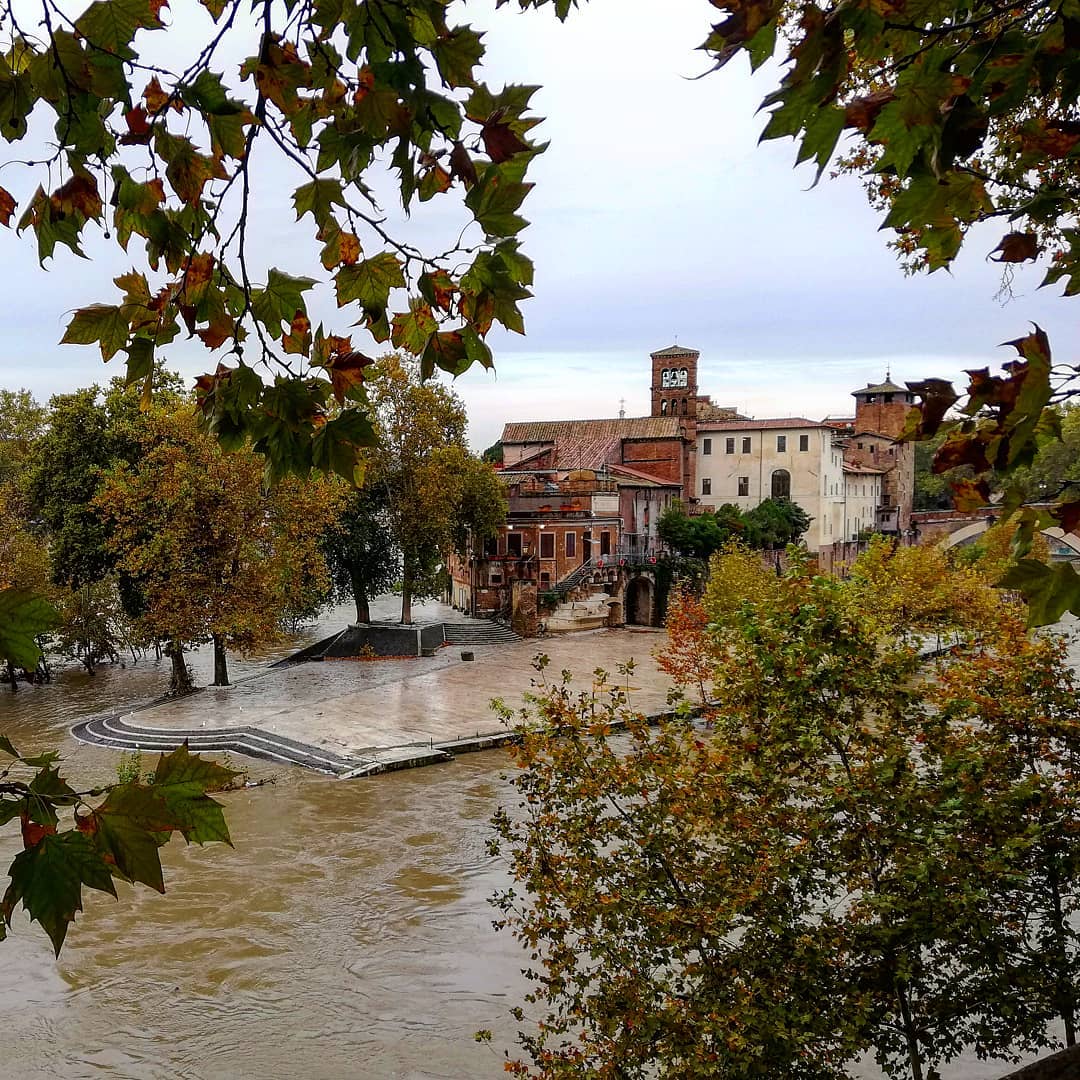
[941, 519, 1080, 557]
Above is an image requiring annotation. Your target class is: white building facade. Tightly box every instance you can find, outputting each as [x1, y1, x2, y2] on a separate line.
[694, 417, 896, 550]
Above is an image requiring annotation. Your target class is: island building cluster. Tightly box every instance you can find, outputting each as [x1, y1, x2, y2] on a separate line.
[449, 344, 915, 620]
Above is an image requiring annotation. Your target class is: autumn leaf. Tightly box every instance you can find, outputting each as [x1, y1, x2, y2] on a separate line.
[119, 105, 152, 145]
[0, 186, 15, 227]
[481, 118, 530, 162]
[990, 231, 1039, 263]
[282, 310, 312, 355]
[316, 349, 374, 403]
[50, 175, 103, 219]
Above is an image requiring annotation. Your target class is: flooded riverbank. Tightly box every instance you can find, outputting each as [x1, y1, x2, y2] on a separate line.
[1, 610, 1075, 1078]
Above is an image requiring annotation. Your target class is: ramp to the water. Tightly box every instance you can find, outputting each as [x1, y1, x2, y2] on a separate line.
[72, 713, 362, 776]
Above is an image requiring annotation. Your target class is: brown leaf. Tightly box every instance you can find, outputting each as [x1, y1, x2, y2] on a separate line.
[339, 232, 360, 266]
[322, 350, 374, 403]
[1050, 499, 1080, 535]
[0, 185, 14, 227]
[934, 431, 991, 474]
[990, 231, 1039, 263]
[905, 378, 959, 438]
[51, 175, 103, 219]
[195, 314, 235, 350]
[179, 252, 215, 304]
[450, 141, 478, 188]
[119, 105, 153, 145]
[1000, 324, 1052, 365]
[481, 120, 529, 163]
[843, 89, 895, 133]
[143, 76, 177, 114]
[950, 477, 992, 511]
[282, 310, 312, 355]
[20, 814, 56, 850]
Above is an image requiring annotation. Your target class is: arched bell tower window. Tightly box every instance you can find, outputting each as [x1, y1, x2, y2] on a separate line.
[660, 399, 668, 415]
[771, 468, 791, 499]
[681, 398, 687, 415]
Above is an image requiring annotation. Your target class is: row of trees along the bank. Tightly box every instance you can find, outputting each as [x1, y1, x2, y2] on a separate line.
[489, 533, 1080, 1080]
[657, 497, 812, 559]
[0, 356, 505, 693]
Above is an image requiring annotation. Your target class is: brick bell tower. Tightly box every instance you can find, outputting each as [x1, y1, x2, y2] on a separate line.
[650, 344, 700, 504]
[851, 374, 917, 533]
[650, 344, 700, 419]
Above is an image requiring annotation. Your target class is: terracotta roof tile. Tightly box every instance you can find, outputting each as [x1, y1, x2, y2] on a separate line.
[650, 344, 700, 357]
[696, 417, 824, 431]
[501, 416, 682, 443]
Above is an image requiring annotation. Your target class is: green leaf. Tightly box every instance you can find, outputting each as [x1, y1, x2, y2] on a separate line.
[0, 588, 58, 671]
[998, 559, 1080, 626]
[334, 253, 405, 309]
[94, 807, 166, 893]
[75, 0, 162, 61]
[292, 178, 345, 230]
[465, 169, 532, 238]
[251, 268, 318, 334]
[312, 409, 378, 483]
[61, 304, 129, 361]
[433, 26, 485, 88]
[4, 832, 117, 956]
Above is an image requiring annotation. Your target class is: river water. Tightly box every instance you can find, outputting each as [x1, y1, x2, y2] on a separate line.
[0, 613, 1073, 1079]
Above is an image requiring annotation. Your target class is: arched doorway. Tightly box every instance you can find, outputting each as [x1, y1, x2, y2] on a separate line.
[771, 468, 791, 499]
[625, 577, 653, 626]
[582, 529, 593, 563]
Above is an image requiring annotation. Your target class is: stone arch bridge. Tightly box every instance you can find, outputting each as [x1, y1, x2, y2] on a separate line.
[911, 507, 1080, 559]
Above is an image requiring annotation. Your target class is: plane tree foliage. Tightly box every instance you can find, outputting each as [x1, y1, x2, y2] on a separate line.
[360, 352, 505, 623]
[493, 549, 1080, 1079]
[94, 405, 344, 690]
[0, 0, 546, 485]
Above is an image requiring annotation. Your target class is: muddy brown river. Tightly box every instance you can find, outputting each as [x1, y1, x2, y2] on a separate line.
[1, 614, 1072, 1079]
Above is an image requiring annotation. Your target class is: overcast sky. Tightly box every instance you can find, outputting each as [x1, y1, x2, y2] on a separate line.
[0, 0, 1074, 451]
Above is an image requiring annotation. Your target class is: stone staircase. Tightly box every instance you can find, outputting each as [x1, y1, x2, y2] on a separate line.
[442, 620, 522, 646]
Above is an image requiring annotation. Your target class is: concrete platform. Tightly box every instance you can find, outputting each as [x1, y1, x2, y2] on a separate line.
[72, 627, 672, 771]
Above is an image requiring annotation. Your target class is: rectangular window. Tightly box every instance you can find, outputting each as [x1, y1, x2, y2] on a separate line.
[540, 572, 550, 585]
[776, 435, 787, 452]
[703, 438, 712, 455]
[702, 478, 712, 495]
[799, 434, 809, 452]
[565, 532, 576, 558]
[738, 476, 749, 496]
[490, 572, 502, 585]
[483, 536, 498, 557]
[725, 437, 735, 454]
[507, 532, 522, 557]
[540, 532, 554, 558]
[600, 531, 611, 555]
[741, 437, 751, 453]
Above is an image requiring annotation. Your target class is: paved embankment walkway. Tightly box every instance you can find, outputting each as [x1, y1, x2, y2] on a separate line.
[72, 627, 672, 776]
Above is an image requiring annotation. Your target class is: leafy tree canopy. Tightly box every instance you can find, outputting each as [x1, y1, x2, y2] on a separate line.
[658, 498, 810, 558]
[494, 547, 1080, 1078]
[0, 0, 546, 484]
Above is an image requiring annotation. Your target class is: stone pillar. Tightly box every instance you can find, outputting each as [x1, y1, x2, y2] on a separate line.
[511, 580, 538, 638]
[606, 598, 624, 628]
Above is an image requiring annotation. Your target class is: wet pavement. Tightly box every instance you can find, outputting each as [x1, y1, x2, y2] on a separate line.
[73, 601, 672, 765]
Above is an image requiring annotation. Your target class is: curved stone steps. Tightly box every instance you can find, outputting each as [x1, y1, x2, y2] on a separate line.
[442, 621, 521, 645]
[72, 714, 359, 776]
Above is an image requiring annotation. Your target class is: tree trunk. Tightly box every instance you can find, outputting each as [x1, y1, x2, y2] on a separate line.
[212, 634, 230, 687]
[400, 562, 413, 624]
[167, 640, 193, 694]
[349, 567, 370, 624]
[6, 660, 16, 693]
[896, 982, 924, 1080]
